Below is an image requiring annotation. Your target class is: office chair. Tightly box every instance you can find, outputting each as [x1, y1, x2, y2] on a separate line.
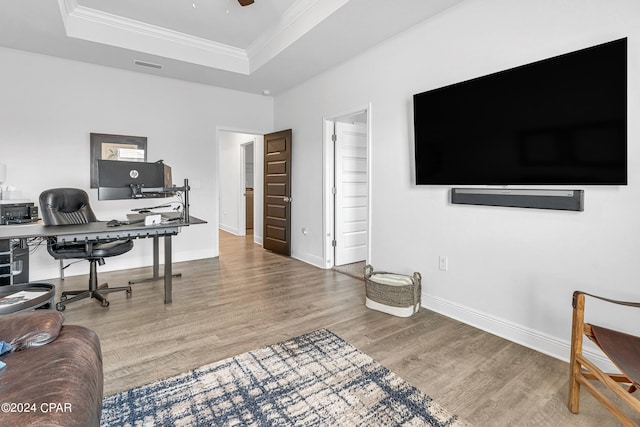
[568, 291, 640, 426]
[39, 188, 133, 311]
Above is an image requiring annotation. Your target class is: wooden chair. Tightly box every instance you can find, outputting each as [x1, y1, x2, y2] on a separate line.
[569, 291, 640, 426]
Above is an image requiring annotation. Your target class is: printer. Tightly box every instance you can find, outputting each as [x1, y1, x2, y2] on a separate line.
[0, 201, 39, 225]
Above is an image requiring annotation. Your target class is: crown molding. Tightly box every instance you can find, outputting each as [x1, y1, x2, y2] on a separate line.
[246, 0, 350, 72]
[57, 0, 349, 76]
[58, 0, 249, 74]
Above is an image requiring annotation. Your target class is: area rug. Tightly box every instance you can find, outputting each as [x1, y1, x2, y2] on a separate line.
[101, 329, 469, 426]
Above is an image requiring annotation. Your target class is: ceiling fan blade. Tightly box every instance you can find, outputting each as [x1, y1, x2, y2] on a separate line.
[238, 0, 254, 5]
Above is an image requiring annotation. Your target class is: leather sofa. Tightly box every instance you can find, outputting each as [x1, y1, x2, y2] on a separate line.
[0, 310, 103, 426]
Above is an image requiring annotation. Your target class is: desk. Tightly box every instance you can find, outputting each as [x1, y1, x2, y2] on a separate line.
[0, 217, 205, 304]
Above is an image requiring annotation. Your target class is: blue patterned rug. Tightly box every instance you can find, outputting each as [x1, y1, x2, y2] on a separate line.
[101, 329, 469, 426]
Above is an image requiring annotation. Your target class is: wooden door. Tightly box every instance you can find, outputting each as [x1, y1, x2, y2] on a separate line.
[334, 122, 368, 266]
[263, 129, 292, 256]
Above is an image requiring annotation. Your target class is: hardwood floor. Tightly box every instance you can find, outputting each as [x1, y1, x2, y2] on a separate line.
[51, 231, 634, 426]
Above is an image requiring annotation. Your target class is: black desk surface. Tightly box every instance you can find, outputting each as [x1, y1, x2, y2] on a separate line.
[0, 216, 206, 241]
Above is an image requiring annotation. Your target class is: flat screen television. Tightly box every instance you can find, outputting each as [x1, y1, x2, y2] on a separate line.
[413, 38, 627, 186]
[98, 160, 173, 200]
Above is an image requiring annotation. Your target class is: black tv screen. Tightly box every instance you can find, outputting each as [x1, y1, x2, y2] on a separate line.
[413, 38, 627, 186]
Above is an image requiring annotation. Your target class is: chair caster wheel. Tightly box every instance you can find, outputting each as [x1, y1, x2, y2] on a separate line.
[126, 288, 132, 296]
[101, 300, 110, 307]
[56, 303, 66, 311]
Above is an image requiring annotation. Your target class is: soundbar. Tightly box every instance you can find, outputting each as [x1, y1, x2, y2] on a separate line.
[451, 188, 584, 211]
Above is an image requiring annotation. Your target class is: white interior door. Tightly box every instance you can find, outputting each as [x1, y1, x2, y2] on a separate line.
[334, 121, 368, 266]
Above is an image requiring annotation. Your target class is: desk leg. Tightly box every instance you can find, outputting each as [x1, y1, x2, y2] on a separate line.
[129, 235, 182, 285]
[153, 234, 159, 279]
[164, 234, 172, 304]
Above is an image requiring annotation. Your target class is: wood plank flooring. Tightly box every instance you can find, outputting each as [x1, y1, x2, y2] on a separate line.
[50, 231, 635, 426]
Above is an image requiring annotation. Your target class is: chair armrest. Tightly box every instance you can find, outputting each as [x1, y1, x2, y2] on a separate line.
[573, 290, 640, 309]
[0, 311, 64, 352]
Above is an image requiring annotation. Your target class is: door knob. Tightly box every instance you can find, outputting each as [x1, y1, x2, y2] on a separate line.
[283, 196, 292, 202]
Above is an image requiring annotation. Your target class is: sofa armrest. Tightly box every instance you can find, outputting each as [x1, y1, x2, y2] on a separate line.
[0, 311, 64, 352]
[0, 325, 103, 427]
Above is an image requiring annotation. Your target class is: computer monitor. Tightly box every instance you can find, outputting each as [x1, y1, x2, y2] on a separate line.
[97, 160, 174, 200]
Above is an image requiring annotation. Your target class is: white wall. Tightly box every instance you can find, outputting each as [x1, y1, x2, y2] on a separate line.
[274, 0, 640, 363]
[218, 130, 263, 239]
[0, 47, 273, 281]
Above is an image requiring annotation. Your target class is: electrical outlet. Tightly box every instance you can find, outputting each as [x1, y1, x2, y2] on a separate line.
[439, 256, 448, 271]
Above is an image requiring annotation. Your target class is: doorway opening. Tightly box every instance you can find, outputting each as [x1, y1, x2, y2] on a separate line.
[323, 105, 371, 271]
[217, 130, 263, 247]
[241, 141, 255, 235]
[217, 128, 292, 260]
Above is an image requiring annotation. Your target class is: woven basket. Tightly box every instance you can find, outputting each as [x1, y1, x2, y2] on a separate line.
[364, 264, 421, 317]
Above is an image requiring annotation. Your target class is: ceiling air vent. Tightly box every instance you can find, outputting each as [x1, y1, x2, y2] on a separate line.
[133, 60, 163, 70]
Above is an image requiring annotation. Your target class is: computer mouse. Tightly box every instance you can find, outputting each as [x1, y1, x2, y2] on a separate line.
[106, 220, 121, 227]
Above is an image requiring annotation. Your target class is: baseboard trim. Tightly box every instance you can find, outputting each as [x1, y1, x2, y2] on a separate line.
[291, 251, 325, 269]
[423, 293, 616, 371]
[219, 224, 241, 235]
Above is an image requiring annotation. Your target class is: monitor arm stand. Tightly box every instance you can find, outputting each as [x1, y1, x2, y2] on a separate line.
[131, 179, 190, 223]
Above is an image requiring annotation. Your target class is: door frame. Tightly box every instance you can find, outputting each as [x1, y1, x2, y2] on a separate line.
[215, 126, 266, 256]
[238, 140, 255, 236]
[322, 103, 372, 269]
